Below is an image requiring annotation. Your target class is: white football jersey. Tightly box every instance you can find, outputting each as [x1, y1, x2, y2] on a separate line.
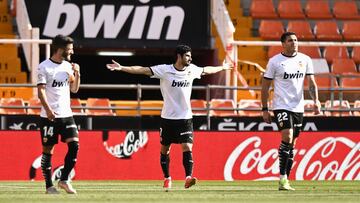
[150, 64, 203, 119]
[37, 59, 73, 118]
[264, 52, 314, 113]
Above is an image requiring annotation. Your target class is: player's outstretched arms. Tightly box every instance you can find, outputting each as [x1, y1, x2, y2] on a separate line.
[202, 60, 233, 75]
[106, 60, 152, 76]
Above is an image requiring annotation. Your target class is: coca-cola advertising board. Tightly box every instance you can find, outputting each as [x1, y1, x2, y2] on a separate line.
[0, 131, 358, 180]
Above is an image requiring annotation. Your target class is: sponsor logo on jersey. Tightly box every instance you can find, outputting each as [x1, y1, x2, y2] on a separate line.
[283, 71, 304, 79]
[52, 79, 70, 87]
[171, 80, 190, 87]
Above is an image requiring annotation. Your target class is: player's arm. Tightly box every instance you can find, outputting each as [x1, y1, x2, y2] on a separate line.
[106, 60, 152, 76]
[261, 78, 272, 123]
[37, 84, 56, 121]
[202, 61, 232, 75]
[70, 63, 80, 93]
[307, 74, 321, 114]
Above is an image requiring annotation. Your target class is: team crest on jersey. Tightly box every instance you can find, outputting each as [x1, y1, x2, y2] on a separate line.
[43, 137, 48, 143]
[298, 61, 304, 68]
[279, 122, 283, 128]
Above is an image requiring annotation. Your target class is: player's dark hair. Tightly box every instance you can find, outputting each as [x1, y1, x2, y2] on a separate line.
[51, 35, 74, 53]
[175, 45, 192, 58]
[280, 32, 296, 43]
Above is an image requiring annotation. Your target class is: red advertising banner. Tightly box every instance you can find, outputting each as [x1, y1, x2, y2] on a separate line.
[0, 131, 359, 180]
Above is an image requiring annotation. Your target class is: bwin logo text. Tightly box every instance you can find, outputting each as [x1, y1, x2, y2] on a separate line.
[171, 80, 190, 87]
[52, 79, 69, 87]
[283, 71, 304, 79]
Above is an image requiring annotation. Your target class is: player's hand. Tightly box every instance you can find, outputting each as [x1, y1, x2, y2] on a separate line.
[72, 63, 80, 76]
[106, 60, 122, 71]
[262, 111, 271, 124]
[222, 60, 233, 70]
[46, 110, 56, 122]
[314, 100, 321, 115]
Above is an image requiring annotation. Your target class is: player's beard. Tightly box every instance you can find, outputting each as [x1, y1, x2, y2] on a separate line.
[183, 59, 191, 67]
[62, 51, 72, 62]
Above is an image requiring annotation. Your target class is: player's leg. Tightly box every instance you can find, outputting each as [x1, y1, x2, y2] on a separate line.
[179, 119, 197, 189]
[40, 117, 60, 194]
[286, 113, 303, 178]
[160, 144, 172, 190]
[159, 119, 174, 190]
[274, 110, 295, 191]
[58, 117, 79, 194]
[181, 142, 197, 188]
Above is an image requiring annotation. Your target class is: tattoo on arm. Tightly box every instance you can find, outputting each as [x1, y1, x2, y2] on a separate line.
[309, 85, 317, 100]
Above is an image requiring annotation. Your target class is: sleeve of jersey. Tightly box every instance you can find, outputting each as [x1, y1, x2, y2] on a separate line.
[192, 64, 203, 79]
[263, 60, 275, 80]
[306, 56, 315, 75]
[149, 64, 165, 79]
[37, 65, 47, 85]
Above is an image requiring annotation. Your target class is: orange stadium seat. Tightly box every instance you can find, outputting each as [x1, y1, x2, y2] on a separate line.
[114, 100, 139, 116]
[341, 77, 360, 88]
[0, 98, 26, 115]
[238, 99, 262, 116]
[267, 46, 283, 59]
[323, 46, 349, 64]
[85, 98, 115, 116]
[304, 74, 339, 89]
[324, 100, 352, 116]
[191, 99, 207, 116]
[259, 20, 285, 40]
[333, 1, 360, 20]
[331, 59, 358, 75]
[287, 21, 315, 40]
[353, 100, 360, 116]
[342, 21, 360, 41]
[140, 100, 163, 116]
[298, 46, 321, 58]
[209, 99, 237, 117]
[278, 0, 305, 19]
[305, 0, 333, 19]
[314, 21, 343, 41]
[27, 98, 41, 115]
[351, 46, 360, 65]
[71, 98, 84, 115]
[250, 0, 278, 19]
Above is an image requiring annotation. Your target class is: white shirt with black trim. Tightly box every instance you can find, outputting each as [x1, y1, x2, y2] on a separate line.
[37, 59, 73, 118]
[150, 64, 203, 119]
[264, 52, 314, 113]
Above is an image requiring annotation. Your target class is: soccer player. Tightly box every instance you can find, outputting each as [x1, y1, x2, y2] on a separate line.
[106, 45, 231, 190]
[37, 35, 81, 194]
[261, 32, 321, 190]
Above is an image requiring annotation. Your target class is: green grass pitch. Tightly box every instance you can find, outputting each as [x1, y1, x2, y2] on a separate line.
[0, 180, 359, 203]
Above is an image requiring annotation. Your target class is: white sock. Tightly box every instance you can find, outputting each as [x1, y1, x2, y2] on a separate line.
[280, 175, 287, 180]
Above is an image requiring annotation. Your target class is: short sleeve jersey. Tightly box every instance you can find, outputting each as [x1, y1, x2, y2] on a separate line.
[264, 52, 314, 113]
[150, 64, 204, 119]
[37, 59, 73, 118]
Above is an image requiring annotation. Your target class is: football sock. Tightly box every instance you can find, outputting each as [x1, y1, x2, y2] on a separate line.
[160, 153, 170, 178]
[286, 147, 294, 177]
[183, 151, 193, 177]
[60, 141, 79, 181]
[278, 141, 290, 176]
[41, 153, 53, 188]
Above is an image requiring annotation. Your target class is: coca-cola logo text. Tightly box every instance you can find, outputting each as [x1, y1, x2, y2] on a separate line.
[103, 131, 148, 158]
[224, 136, 360, 181]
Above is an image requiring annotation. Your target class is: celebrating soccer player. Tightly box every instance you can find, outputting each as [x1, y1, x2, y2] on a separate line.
[106, 45, 232, 191]
[37, 35, 81, 194]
